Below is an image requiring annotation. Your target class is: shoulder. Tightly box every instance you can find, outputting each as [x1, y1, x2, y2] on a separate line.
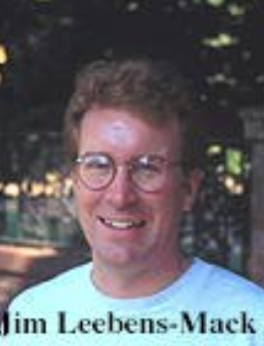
[193, 258, 264, 307]
[7, 262, 92, 312]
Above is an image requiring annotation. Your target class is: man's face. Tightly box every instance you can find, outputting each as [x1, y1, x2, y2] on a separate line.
[73, 108, 198, 270]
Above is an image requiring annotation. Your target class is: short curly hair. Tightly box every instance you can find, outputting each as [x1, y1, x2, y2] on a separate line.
[63, 58, 205, 170]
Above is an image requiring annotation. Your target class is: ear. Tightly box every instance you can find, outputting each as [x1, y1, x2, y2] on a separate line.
[182, 169, 203, 212]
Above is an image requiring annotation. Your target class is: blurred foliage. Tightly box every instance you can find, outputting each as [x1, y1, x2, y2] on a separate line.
[0, 0, 263, 111]
[0, 0, 262, 177]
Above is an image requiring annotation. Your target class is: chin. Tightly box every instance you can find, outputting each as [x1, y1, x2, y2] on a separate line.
[95, 245, 145, 267]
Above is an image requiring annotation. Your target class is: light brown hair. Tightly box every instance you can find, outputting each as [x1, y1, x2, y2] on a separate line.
[63, 58, 205, 169]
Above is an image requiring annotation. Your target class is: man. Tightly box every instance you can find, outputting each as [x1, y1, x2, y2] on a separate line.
[2, 58, 264, 345]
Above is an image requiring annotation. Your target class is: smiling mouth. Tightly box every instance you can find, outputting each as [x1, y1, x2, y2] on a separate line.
[99, 217, 146, 230]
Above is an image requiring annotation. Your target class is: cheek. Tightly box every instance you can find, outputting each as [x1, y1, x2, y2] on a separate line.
[154, 186, 186, 224]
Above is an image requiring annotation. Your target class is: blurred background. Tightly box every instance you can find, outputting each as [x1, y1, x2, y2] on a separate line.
[0, 0, 264, 314]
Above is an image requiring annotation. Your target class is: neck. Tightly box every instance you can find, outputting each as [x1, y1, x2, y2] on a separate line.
[91, 254, 191, 298]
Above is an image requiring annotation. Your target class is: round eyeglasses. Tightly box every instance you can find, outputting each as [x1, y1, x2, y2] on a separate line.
[74, 152, 182, 193]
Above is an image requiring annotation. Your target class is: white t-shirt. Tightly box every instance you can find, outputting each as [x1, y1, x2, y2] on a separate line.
[1, 258, 264, 345]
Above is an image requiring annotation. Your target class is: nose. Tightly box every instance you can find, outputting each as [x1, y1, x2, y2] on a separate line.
[104, 167, 138, 208]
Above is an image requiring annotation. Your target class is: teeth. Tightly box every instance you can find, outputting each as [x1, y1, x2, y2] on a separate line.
[109, 220, 134, 229]
[101, 218, 145, 230]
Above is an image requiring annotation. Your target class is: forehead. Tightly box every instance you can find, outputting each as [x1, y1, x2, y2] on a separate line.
[78, 108, 182, 156]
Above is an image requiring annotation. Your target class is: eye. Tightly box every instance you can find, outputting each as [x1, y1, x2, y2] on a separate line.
[83, 154, 111, 169]
[136, 156, 163, 173]
[132, 156, 164, 180]
[139, 162, 160, 174]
